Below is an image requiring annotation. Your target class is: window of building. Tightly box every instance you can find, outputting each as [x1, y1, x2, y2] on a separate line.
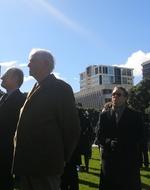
[99, 75, 102, 84]
[103, 67, 108, 74]
[83, 73, 86, 80]
[143, 63, 150, 69]
[105, 98, 111, 103]
[108, 76, 114, 83]
[99, 67, 101, 73]
[87, 66, 91, 76]
[122, 77, 127, 84]
[92, 75, 98, 80]
[127, 69, 132, 76]
[103, 89, 112, 94]
[92, 80, 98, 85]
[95, 67, 98, 74]
[122, 69, 127, 76]
[108, 67, 114, 74]
[114, 68, 121, 84]
[91, 69, 95, 76]
[102, 75, 113, 84]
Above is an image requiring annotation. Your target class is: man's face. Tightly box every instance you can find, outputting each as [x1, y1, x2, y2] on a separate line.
[28, 54, 45, 80]
[1, 69, 16, 91]
[112, 88, 127, 107]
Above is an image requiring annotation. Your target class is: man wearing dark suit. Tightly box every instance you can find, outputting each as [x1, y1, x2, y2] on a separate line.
[12, 48, 80, 190]
[0, 67, 25, 190]
[97, 85, 143, 190]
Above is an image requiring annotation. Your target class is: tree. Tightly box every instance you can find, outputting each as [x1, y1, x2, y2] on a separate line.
[127, 78, 150, 122]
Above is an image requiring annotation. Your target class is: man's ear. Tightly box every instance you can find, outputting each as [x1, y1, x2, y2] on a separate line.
[13, 75, 19, 83]
[44, 60, 52, 72]
[43, 60, 49, 68]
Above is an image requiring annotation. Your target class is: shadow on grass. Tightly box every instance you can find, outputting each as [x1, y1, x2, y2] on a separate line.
[79, 178, 99, 189]
[91, 157, 101, 161]
[140, 173, 150, 178]
[89, 166, 101, 171]
[88, 171, 100, 178]
[140, 167, 150, 179]
[141, 182, 150, 190]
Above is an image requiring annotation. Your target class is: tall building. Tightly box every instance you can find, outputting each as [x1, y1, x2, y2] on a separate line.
[141, 60, 150, 79]
[74, 65, 134, 110]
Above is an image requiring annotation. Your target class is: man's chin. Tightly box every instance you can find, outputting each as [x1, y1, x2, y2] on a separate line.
[1, 82, 4, 88]
[29, 72, 33, 76]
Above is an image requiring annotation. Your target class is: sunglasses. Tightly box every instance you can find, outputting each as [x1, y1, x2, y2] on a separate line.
[112, 92, 124, 97]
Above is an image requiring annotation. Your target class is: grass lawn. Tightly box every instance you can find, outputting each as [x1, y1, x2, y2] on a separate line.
[78, 147, 150, 190]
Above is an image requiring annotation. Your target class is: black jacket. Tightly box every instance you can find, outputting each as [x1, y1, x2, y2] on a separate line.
[97, 107, 143, 190]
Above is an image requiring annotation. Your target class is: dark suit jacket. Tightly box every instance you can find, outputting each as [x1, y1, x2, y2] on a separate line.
[0, 89, 26, 170]
[97, 107, 143, 190]
[13, 74, 80, 176]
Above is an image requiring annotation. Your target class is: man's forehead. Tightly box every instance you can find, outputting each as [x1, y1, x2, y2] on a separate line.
[30, 53, 40, 60]
[113, 88, 124, 93]
[3, 69, 13, 75]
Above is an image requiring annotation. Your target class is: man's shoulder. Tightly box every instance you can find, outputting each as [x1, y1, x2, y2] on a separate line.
[45, 74, 71, 89]
[125, 107, 141, 115]
[12, 89, 26, 101]
[100, 108, 112, 117]
[54, 77, 70, 87]
[13, 89, 25, 96]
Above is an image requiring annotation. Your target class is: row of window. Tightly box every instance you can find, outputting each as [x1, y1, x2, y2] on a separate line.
[81, 68, 133, 80]
[122, 69, 132, 76]
[143, 63, 150, 69]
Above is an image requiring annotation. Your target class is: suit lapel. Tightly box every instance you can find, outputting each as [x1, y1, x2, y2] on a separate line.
[117, 107, 128, 126]
[107, 108, 117, 127]
[27, 83, 43, 100]
[0, 90, 20, 112]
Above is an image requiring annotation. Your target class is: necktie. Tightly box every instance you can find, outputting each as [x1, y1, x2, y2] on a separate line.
[114, 108, 119, 126]
[0, 93, 8, 105]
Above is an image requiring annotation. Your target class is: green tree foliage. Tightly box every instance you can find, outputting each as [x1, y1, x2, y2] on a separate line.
[127, 78, 150, 122]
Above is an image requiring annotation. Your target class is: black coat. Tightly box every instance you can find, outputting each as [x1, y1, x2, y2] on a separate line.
[0, 89, 25, 170]
[97, 107, 143, 190]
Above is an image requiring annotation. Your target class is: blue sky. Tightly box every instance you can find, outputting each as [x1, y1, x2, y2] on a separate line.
[0, 0, 150, 93]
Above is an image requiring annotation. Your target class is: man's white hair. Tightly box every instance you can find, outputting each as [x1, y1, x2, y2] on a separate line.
[29, 48, 55, 72]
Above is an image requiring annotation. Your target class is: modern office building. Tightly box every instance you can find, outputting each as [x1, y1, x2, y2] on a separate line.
[74, 65, 134, 110]
[141, 60, 150, 79]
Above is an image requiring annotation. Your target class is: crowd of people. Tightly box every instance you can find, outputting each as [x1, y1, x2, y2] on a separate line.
[0, 48, 150, 190]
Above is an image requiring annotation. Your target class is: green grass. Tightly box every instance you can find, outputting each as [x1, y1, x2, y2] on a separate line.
[78, 147, 150, 190]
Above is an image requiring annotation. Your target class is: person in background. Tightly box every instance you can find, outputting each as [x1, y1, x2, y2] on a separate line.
[84, 111, 95, 159]
[12, 48, 80, 190]
[0, 67, 25, 190]
[148, 126, 150, 153]
[78, 108, 91, 172]
[97, 85, 143, 190]
[102, 101, 112, 112]
[94, 102, 112, 152]
[138, 122, 149, 168]
[60, 142, 81, 190]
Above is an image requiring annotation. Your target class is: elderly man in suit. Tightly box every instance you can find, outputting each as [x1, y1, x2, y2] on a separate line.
[97, 85, 143, 190]
[12, 48, 80, 190]
[0, 67, 25, 190]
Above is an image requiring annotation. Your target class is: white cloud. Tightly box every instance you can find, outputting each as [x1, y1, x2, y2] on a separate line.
[0, 61, 27, 68]
[113, 51, 150, 77]
[0, 61, 17, 67]
[74, 77, 79, 81]
[24, 76, 33, 82]
[53, 72, 66, 81]
[19, 63, 28, 67]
